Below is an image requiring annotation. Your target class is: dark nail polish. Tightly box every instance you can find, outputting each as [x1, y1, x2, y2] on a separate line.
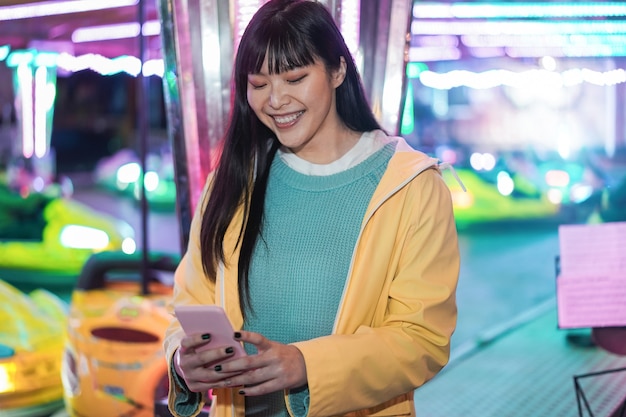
[214, 365, 222, 372]
[225, 347, 234, 354]
[238, 390, 245, 395]
[234, 332, 241, 339]
[201, 333, 211, 340]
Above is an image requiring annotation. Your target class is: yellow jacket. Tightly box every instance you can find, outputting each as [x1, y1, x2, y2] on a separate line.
[165, 136, 460, 417]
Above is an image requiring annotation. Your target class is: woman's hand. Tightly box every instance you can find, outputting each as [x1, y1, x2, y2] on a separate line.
[175, 333, 243, 393]
[175, 330, 307, 396]
[228, 330, 308, 395]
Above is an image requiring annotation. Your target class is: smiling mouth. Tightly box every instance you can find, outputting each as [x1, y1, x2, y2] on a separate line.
[273, 111, 304, 126]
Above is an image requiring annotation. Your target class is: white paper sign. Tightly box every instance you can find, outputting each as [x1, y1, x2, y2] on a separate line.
[557, 222, 626, 329]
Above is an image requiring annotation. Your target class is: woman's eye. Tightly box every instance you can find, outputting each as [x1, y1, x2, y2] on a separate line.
[287, 75, 306, 84]
[249, 82, 266, 89]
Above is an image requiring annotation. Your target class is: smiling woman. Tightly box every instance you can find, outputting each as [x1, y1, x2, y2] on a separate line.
[246, 58, 361, 164]
[163, 2, 459, 417]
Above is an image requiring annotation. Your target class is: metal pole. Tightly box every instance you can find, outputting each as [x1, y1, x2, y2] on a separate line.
[137, 0, 150, 295]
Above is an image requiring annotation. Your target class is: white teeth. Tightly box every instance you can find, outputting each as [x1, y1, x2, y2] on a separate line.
[274, 112, 302, 124]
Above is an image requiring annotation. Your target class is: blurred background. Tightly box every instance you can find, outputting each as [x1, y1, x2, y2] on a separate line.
[1, 1, 626, 416]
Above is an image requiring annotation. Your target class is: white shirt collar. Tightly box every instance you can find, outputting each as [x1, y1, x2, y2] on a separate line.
[278, 130, 391, 176]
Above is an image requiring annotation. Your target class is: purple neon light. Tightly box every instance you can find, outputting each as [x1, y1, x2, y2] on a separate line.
[0, 0, 139, 21]
[411, 20, 626, 36]
[17, 64, 34, 159]
[413, 2, 626, 19]
[72, 20, 161, 43]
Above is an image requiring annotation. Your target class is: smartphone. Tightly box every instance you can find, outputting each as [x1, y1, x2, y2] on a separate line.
[174, 305, 247, 359]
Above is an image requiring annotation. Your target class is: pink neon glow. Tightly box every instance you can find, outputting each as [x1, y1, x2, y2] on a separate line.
[233, 0, 267, 52]
[56, 52, 147, 77]
[17, 64, 34, 159]
[34, 66, 48, 158]
[413, 2, 626, 19]
[411, 20, 626, 36]
[72, 20, 161, 43]
[340, 0, 361, 57]
[0, 0, 139, 21]
[418, 67, 626, 90]
[409, 46, 461, 62]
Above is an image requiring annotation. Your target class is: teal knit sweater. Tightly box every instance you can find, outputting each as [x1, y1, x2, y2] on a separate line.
[242, 143, 394, 417]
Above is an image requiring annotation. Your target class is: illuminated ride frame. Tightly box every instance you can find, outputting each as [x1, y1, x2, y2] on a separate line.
[156, 0, 413, 253]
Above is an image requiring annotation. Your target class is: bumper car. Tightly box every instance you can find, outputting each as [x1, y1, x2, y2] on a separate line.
[598, 173, 626, 223]
[94, 149, 176, 212]
[535, 158, 606, 224]
[442, 167, 560, 229]
[0, 181, 136, 286]
[0, 279, 68, 417]
[61, 250, 204, 417]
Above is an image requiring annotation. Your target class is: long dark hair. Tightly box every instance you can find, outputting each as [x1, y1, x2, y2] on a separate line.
[200, 0, 382, 317]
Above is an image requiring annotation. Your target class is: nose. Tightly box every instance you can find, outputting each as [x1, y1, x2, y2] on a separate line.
[268, 84, 289, 109]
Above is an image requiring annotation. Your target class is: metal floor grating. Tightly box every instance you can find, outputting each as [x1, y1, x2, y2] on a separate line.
[414, 299, 626, 417]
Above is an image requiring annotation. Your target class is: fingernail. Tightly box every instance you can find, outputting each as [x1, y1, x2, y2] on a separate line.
[234, 332, 241, 339]
[202, 333, 211, 340]
[225, 347, 234, 354]
[214, 365, 222, 372]
[238, 390, 245, 395]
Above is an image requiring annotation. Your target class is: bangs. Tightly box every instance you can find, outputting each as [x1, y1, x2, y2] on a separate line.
[243, 25, 317, 75]
[265, 35, 317, 74]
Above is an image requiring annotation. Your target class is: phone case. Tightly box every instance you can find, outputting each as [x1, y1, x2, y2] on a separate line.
[174, 305, 247, 358]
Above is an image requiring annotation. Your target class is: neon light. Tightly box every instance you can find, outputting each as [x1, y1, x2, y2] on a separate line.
[234, 0, 266, 51]
[72, 23, 140, 43]
[340, 0, 361, 57]
[34, 66, 48, 158]
[142, 59, 164, 77]
[415, 35, 459, 48]
[505, 44, 626, 58]
[413, 2, 626, 19]
[400, 82, 414, 135]
[17, 63, 34, 159]
[410, 44, 626, 60]
[462, 34, 626, 49]
[0, 0, 139, 21]
[142, 21, 161, 37]
[545, 170, 570, 188]
[418, 68, 626, 90]
[72, 20, 161, 43]
[6, 50, 35, 68]
[56, 53, 143, 76]
[406, 62, 429, 78]
[34, 51, 58, 68]
[547, 188, 564, 204]
[60, 225, 110, 250]
[122, 238, 137, 255]
[409, 46, 461, 62]
[0, 45, 9, 61]
[497, 171, 514, 196]
[11, 50, 164, 79]
[468, 46, 504, 58]
[470, 152, 496, 171]
[411, 20, 626, 36]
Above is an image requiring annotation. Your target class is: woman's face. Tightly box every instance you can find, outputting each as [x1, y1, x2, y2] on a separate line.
[247, 56, 354, 164]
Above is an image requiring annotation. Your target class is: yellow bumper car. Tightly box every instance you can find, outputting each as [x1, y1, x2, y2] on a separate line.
[0, 279, 68, 417]
[61, 251, 181, 417]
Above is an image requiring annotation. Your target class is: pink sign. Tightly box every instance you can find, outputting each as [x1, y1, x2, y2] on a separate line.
[556, 222, 626, 329]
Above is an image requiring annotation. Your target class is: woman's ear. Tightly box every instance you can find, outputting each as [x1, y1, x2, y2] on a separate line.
[332, 56, 347, 88]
